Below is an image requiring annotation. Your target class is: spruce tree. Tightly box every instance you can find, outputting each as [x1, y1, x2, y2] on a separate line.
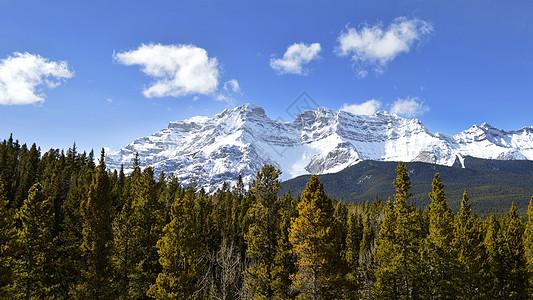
[373, 198, 400, 299]
[58, 164, 93, 296]
[289, 174, 341, 299]
[485, 213, 506, 298]
[12, 183, 57, 299]
[113, 166, 164, 298]
[272, 190, 298, 299]
[421, 173, 456, 299]
[244, 164, 282, 298]
[0, 181, 15, 297]
[345, 211, 363, 297]
[374, 162, 422, 299]
[148, 191, 205, 299]
[453, 191, 489, 299]
[502, 203, 528, 298]
[78, 149, 113, 298]
[524, 196, 533, 292]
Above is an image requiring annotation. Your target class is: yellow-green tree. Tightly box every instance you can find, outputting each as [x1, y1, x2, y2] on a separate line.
[12, 183, 57, 299]
[421, 173, 456, 298]
[374, 162, 422, 299]
[148, 190, 205, 299]
[0, 182, 15, 297]
[289, 175, 341, 299]
[453, 191, 489, 299]
[244, 164, 282, 298]
[78, 149, 113, 298]
[525, 196, 533, 292]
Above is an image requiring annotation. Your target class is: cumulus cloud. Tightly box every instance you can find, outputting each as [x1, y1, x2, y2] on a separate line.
[336, 17, 433, 78]
[114, 43, 220, 98]
[390, 97, 429, 117]
[270, 42, 321, 75]
[215, 79, 241, 104]
[340, 99, 382, 115]
[223, 79, 240, 93]
[0, 52, 73, 105]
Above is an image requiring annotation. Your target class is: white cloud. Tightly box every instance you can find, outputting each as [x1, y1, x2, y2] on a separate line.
[223, 79, 240, 93]
[215, 79, 241, 105]
[114, 43, 220, 98]
[390, 97, 429, 117]
[336, 17, 433, 77]
[0, 52, 73, 105]
[340, 99, 382, 115]
[270, 42, 321, 75]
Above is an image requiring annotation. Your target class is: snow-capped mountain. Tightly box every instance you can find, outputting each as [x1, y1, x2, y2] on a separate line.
[106, 103, 533, 192]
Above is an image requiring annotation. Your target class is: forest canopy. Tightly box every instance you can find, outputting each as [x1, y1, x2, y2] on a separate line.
[0, 135, 532, 299]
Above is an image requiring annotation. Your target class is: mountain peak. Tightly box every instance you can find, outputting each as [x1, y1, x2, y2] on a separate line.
[107, 103, 533, 192]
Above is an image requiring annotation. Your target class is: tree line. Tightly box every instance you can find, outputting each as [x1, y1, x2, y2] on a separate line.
[0, 135, 532, 299]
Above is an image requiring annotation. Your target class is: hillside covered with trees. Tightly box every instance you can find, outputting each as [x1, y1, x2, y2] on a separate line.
[1, 135, 533, 299]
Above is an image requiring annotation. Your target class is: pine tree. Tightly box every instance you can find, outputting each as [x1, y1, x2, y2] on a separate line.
[148, 191, 205, 299]
[12, 183, 57, 299]
[244, 164, 283, 298]
[345, 211, 363, 297]
[14, 143, 40, 209]
[421, 173, 456, 299]
[289, 175, 341, 299]
[374, 162, 422, 299]
[78, 149, 113, 298]
[502, 203, 528, 298]
[373, 198, 400, 298]
[524, 196, 533, 293]
[58, 164, 93, 296]
[485, 213, 506, 298]
[453, 191, 489, 299]
[0, 181, 15, 297]
[272, 190, 298, 299]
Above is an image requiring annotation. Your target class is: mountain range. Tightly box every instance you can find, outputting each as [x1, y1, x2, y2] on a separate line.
[106, 103, 533, 192]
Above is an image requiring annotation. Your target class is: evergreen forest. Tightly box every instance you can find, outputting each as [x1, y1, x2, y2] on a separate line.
[1, 135, 533, 299]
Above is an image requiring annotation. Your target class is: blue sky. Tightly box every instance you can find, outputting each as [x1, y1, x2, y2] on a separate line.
[1, 0, 532, 153]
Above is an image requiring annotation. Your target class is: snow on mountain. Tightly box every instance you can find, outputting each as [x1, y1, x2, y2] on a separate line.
[106, 103, 533, 192]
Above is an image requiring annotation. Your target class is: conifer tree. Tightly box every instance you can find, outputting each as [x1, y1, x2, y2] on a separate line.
[0, 182, 15, 297]
[373, 198, 400, 298]
[421, 173, 456, 299]
[58, 164, 93, 296]
[113, 163, 165, 298]
[524, 196, 533, 292]
[14, 143, 40, 208]
[78, 149, 113, 298]
[272, 190, 298, 299]
[148, 190, 205, 299]
[453, 191, 488, 299]
[485, 213, 506, 298]
[374, 162, 422, 299]
[289, 175, 341, 299]
[501, 203, 528, 298]
[345, 211, 363, 297]
[12, 183, 57, 299]
[244, 164, 282, 298]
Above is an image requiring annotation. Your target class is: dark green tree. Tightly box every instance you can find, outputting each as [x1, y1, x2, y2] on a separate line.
[0, 182, 15, 297]
[421, 173, 456, 299]
[148, 191, 205, 299]
[12, 183, 57, 299]
[289, 175, 342, 299]
[78, 149, 113, 298]
[453, 191, 489, 299]
[244, 164, 283, 298]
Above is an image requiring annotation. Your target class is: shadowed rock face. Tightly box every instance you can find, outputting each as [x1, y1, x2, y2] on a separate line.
[106, 103, 533, 192]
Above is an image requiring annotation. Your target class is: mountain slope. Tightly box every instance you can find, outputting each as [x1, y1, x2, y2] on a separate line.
[106, 103, 533, 192]
[281, 158, 533, 216]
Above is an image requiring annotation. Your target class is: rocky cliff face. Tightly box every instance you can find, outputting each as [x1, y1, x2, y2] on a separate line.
[106, 103, 533, 192]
